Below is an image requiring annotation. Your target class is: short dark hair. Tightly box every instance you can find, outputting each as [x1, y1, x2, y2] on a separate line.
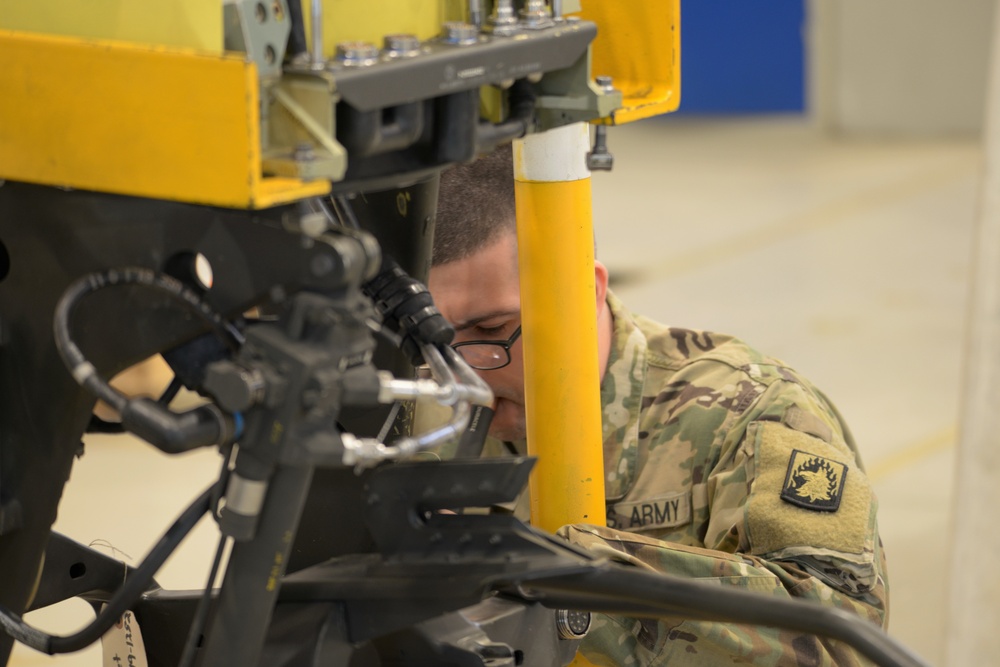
[432, 145, 516, 266]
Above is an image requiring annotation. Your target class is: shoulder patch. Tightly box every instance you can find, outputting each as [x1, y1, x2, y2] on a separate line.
[746, 420, 871, 559]
[780, 449, 848, 512]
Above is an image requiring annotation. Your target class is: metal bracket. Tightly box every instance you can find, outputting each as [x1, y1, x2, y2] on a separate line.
[223, 0, 292, 79]
[534, 50, 623, 132]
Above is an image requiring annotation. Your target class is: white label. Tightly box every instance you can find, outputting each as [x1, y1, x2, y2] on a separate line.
[101, 610, 148, 667]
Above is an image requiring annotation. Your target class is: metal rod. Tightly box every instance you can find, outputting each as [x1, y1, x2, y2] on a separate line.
[310, 0, 324, 65]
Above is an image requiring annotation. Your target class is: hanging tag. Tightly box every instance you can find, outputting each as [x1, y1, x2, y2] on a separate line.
[100, 609, 148, 667]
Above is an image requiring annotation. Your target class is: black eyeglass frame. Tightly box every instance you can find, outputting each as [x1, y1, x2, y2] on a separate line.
[451, 325, 523, 370]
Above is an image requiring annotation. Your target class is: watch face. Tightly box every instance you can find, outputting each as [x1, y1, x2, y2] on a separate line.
[556, 609, 592, 639]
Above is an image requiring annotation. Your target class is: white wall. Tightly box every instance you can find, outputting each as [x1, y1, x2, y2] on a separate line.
[810, 0, 995, 136]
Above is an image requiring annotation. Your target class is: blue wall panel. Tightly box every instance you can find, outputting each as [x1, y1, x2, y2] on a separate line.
[677, 0, 805, 113]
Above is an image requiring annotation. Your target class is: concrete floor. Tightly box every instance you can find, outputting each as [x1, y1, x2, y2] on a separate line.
[9, 116, 982, 665]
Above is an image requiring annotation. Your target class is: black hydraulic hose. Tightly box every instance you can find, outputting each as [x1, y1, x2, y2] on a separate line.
[284, 0, 308, 59]
[0, 481, 219, 654]
[362, 256, 454, 365]
[86, 375, 186, 435]
[177, 532, 228, 667]
[54, 268, 241, 404]
[519, 567, 932, 667]
[53, 268, 241, 451]
[158, 375, 184, 406]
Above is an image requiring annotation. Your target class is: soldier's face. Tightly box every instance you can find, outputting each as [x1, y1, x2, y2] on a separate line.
[428, 232, 527, 442]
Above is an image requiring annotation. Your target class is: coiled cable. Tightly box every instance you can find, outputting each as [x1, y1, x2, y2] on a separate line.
[0, 481, 219, 654]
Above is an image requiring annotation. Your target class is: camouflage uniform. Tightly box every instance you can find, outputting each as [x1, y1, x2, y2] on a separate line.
[484, 291, 888, 666]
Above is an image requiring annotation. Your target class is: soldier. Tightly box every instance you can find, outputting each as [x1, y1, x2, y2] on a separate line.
[427, 146, 888, 666]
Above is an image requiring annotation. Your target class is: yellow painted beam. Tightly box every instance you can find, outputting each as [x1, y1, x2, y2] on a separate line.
[0, 30, 329, 209]
[0, 0, 222, 51]
[514, 124, 606, 533]
[575, 0, 681, 124]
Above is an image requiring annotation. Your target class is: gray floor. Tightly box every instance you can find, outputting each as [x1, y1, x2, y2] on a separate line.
[10, 116, 981, 665]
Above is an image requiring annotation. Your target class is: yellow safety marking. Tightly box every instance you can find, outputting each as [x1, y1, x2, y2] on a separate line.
[867, 425, 957, 483]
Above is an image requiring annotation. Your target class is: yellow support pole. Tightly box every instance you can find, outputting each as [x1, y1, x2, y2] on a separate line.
[513, 123, 606, 534]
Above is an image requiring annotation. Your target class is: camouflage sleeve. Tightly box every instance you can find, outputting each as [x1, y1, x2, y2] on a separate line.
[558, 380, 889, 667]
[559, 523, 888, 667]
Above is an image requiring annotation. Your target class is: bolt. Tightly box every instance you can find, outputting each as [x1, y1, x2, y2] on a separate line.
[520, 0, 554, 29]
[442, 21, 479, 45]
[469, 0, 484, 28]
[487, 0, 519, 36]
[595, 75, 615, 93]
[383, 33, 421, 58]
[335, 41, 380, 67]
[293, 142, 314, 162]
[586, 125, 614, 172]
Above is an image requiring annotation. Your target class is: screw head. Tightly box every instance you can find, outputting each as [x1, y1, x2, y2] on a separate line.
[383, 33, 421, 58]
[335, 41, 380, 66]
[442, 21, 479, 45]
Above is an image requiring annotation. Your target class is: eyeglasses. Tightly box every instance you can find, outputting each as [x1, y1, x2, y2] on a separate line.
[452, 325, 522, 370]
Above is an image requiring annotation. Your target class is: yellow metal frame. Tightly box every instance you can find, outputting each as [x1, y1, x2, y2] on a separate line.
[575, 0, 681, 124]
[0, 30, 330, 209]
[300, 0, 451, 57]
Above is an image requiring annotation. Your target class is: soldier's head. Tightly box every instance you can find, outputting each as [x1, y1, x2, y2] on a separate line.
[428, 145, 611, 442]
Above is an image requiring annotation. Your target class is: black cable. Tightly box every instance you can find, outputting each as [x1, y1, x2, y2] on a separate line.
[86, 374, 184, 435]
[177, 533, 228, 667]
[178, 448, 235, 667]
[86, 414, 126, 434]
[158, 375, 184, 406]
[54, 268, 241, 453]
[362, 257, 454, 365]
[54, 267, 242, 413]
[518, 567, 931, 667]
[0, 481, 219, 654]
[284, 0, 308, 59]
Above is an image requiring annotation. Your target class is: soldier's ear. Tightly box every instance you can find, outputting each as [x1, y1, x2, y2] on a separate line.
[595, 260, 609, 308]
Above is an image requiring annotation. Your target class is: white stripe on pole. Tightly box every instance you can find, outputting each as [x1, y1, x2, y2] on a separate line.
[513, 122, 591, 183]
